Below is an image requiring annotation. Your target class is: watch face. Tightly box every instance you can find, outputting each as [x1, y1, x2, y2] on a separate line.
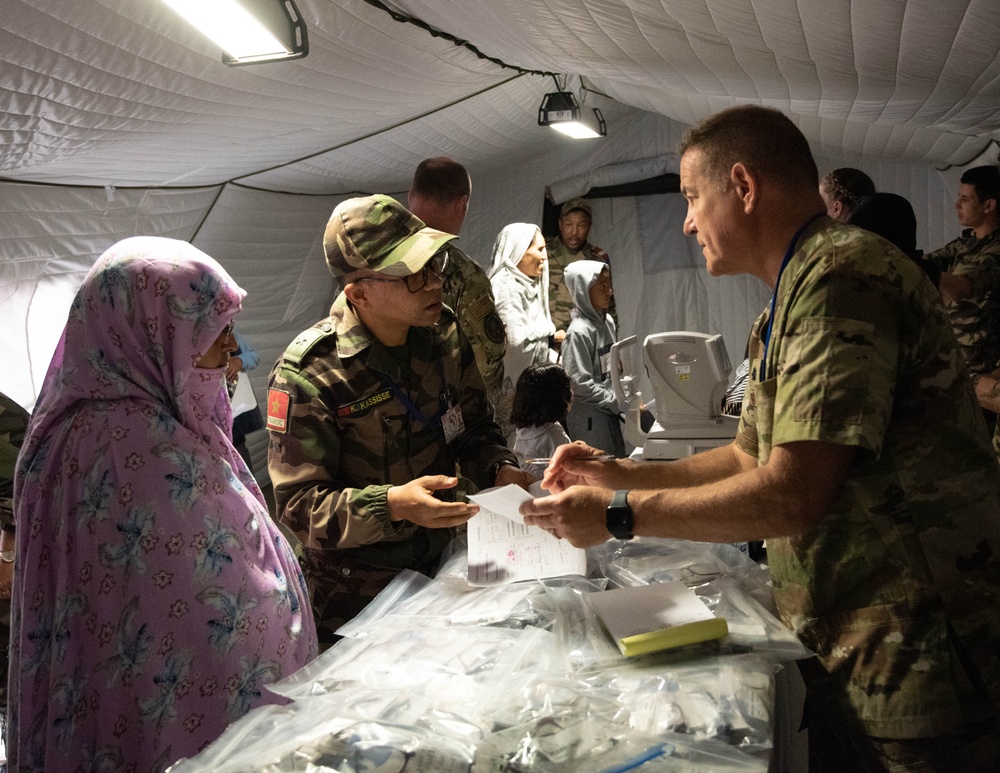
[607, 490, 634, 539]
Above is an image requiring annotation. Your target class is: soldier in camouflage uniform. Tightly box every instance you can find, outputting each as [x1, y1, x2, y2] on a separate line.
[545, 197, 617, 341]
[267, 195, 530, 647]
[923, 165, 1000, 387]
[407, 157, 506, 407]
[0, 391, 29, 729]
[523, 106, 1000, 769]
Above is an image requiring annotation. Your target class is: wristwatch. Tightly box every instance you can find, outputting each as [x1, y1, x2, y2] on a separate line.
[606, 489, 634, 540]
[1, 550, 14, 563]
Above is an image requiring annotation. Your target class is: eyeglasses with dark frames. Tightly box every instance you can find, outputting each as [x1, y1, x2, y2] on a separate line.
[355, 250, 450, 293]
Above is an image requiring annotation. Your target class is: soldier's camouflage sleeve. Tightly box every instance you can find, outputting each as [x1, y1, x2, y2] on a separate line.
[546, 236, 575, 334]
[0, 392, 30, 529]
[923, 232, 1000, 378]
[449, 321, 518, 488]
[922, 235, 963, 271]
[441, 247, 506, 404]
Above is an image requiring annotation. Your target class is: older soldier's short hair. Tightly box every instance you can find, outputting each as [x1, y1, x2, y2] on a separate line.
[411, 157, 471, 204]
[679, 106, 818, 191]
[960, 165, 1000, 206]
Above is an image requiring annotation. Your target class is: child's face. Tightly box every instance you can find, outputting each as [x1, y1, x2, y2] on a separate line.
[589, 270, 613, 313]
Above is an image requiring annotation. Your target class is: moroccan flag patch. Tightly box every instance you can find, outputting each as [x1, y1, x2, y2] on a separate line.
[266, 388, 292, 433]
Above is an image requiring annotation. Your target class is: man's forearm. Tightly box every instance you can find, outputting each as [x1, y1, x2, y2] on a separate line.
[619, 442, 749, 490]
[938, 270, 973, 303]
[976, 371, 1000, 413]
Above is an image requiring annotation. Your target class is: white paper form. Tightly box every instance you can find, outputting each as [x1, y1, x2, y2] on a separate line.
[467, 483, 536, 524]
[466, 485, 586, 586]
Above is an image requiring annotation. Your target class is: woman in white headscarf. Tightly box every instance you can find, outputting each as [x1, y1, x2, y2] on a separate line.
[488, 223, 557, 442]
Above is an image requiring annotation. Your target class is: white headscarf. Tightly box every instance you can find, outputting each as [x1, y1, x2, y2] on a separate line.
[488, 223, 552, 324]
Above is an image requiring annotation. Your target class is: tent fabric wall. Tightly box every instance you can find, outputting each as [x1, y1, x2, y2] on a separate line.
[0, 183, 222, 408]
[189, 184, 347, 402]
[2, 111, 992, 411]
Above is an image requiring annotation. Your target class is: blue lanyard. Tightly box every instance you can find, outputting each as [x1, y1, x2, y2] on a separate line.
[760, 212, 825, 380]
[377, 349, 451, 428]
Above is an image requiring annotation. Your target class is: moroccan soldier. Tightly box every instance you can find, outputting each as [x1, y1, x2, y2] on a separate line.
[267, 195, 530, 646]
[524, 106, 1000, 769]
[407, 157, 506, 408]
[545, 197, 616, 341]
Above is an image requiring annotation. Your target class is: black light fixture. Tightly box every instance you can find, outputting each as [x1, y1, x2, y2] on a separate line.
[538, 90, 606, 139]
[159, 0, 308, 66]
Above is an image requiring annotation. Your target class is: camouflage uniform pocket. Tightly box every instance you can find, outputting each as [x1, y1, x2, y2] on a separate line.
[782, 316, 875, 427]
[794, 600, 967, 739]
[300, 548, 400, 647]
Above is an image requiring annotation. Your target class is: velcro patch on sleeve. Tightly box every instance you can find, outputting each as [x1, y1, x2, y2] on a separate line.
[266, 388, 292, 433]
[467, 294, 492, 320]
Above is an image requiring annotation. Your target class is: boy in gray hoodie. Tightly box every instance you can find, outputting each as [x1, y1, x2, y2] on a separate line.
[562, 260, 627, 457]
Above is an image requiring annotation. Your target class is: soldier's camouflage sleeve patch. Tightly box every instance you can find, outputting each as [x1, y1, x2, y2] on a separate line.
[266, 388, 292, 433]
[467, 294, 493, 321]
[484, 311, 506, 345]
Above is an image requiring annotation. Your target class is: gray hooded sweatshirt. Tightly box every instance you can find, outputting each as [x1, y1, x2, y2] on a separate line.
[562, 260, 626, 457]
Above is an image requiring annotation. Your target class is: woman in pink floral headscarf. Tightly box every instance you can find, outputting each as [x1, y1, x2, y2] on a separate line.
[7, 237, 317, 771]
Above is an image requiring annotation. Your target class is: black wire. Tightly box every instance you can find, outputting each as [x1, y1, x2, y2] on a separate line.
[360, 0, 559, 78]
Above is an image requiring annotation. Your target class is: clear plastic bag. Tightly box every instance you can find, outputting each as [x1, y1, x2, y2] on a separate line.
[692, 577, 813, 662]
[594, 538, 775, 612]
[583, 653, 779, 759]
[591, 538, 811, 661]
[169, 694, 479, 773]
[472, 715, 768, 772]
[335, 569, 542, 637]
[270, 624, 553, 720]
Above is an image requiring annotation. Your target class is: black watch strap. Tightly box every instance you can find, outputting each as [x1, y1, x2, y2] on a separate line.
[606, 489, 634, 540]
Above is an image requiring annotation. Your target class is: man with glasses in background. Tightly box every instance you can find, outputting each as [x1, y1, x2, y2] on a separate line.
[267, 195, 530, 647]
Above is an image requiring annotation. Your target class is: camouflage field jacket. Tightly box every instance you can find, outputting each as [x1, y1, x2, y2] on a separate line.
[267, 296, 515, 571]
[440, 245, 506, 404]
[738, 217, 1000, 738]
[924, 227, 1000, 379]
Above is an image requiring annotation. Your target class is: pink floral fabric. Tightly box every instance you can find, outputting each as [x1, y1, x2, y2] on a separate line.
[8, 237, 317, 771]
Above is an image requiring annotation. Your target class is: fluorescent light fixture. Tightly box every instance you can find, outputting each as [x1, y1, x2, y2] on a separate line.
[160, 0, 308, 65]
[537, 91, 607, 139]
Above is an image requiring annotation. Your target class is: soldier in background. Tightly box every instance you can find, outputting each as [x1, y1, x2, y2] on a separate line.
[408, 157, 506, 407]
[524, 106, 1000, 770]
[267, 195, 530, 647]
[924, 165, 1000, 407]
[545, 197, 616, 342]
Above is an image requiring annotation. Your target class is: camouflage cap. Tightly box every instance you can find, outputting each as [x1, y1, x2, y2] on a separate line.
[324, 194, 458, 279]
[560, 197, 592, 218]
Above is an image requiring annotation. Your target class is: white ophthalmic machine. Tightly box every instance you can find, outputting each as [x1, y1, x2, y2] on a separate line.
[610, 332, 740, 460]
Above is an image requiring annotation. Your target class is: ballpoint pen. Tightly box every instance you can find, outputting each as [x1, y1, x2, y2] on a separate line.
[525, 453, 615, 465]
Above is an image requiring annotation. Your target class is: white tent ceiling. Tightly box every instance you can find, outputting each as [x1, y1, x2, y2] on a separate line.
[2, 0, 998, 193]
[2, 0, 999, 411]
